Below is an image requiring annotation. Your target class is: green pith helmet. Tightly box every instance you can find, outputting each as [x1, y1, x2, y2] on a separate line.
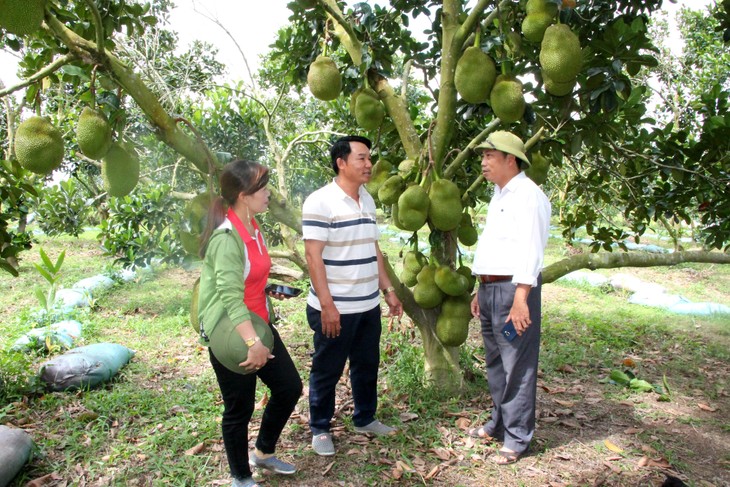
[475, 131, 530, 167]
[208, 313, 274, 375]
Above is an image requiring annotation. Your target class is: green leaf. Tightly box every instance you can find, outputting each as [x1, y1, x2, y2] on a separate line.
[53, 250, 66, 274]
[609, 369, 631, 386]
[35, 287, 47, 308]
[39, 247, 54, 272]
[33, 264, 54, 285]
[629, 378, 654, 392]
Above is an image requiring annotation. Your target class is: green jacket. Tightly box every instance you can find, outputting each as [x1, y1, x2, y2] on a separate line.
[197, 226, 252, 343]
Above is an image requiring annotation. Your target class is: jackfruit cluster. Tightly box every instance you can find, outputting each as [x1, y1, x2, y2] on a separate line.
[351, 88, 385, 130]
[307, 55, 342, 101]
[76, 108, 112, 160]
[454, 46, 497, 105]
[14, 116, 64, 175]
[0, 0, 46, 36]
[490, 74, 525, 124]
[102, 142, 139, 197]
[539, 24, 582, 96]
[521, 0, 557, 43]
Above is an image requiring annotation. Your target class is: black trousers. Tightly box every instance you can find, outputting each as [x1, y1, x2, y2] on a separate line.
[209, 325, 302, 481]
[307, 304, 382, 434]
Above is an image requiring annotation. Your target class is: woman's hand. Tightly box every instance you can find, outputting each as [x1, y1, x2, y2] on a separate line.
[240, 340, 274, 372]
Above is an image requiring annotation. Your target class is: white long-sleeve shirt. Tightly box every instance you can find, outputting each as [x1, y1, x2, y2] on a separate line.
[471, 172, 551, 287]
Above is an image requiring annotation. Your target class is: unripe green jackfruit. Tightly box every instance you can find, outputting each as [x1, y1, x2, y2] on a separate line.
[14, 116, 64, 175]
[525, 0, 558, 16]
[102, 142, 140, 197]
[353, 88, 385, 130]
[428, 179, 463, 232]
[76, 108, 112, 160]
[490, 75, 525, 124]
[540, 24, 582, 83]
[457, 213, 478, 246]
[542, 70, 576, 97]
[378, 175, 405, 206]
[0, 0, 46, 36]
[521, 11, 554, 43]
[454, 46, 497, 104]
[365, 159, 393, 197]
[397, 185, 430, 232]
[307, 55, 342, 101]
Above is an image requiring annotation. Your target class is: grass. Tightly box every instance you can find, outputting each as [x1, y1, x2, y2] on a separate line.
[0, 227, 728, 486]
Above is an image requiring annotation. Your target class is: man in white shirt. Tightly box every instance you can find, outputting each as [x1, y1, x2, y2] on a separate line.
[468, 131, 551, 465]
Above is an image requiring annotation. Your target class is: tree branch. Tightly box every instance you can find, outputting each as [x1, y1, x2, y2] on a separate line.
[0, 53, 78, 98]
[82, 0, 105, 55]
[542, 250, 730, 284]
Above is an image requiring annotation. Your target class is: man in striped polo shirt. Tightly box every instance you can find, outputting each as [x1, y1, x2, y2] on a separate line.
[302, 135, 403, 456]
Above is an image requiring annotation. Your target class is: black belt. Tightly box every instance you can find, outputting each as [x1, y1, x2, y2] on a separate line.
[479, 275, 512, 283]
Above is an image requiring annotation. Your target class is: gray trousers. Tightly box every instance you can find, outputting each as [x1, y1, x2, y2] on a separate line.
[477, 276, 541, 454]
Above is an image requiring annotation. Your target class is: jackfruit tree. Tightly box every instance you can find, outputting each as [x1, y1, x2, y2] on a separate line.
[267, 0, 730, 390]
[1, 0, 729, 391]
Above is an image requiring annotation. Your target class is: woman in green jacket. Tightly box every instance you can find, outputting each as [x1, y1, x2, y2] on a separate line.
[198, 160, 302, 487]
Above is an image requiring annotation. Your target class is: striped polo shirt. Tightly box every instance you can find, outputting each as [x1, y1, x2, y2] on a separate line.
[302, 180, 380, 314]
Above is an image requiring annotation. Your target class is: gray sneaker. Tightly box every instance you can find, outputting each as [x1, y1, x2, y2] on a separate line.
[248, 451, 296, 475]
[232, 477, 259, 487]
[311, 432, 335, 456]
[354, 419, 397, 436]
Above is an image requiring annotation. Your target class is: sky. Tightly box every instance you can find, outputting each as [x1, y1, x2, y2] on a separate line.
[0, 1, 717, 91]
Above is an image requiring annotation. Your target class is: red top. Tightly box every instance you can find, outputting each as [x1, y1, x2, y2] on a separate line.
[227, 208, 271, 323]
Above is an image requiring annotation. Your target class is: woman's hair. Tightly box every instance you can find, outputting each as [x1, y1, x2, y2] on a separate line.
[198, 160, 270, 258]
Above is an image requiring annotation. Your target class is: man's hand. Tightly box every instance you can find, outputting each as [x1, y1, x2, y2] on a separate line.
[508, 300, 531, 335]
[384, 291, 403, 318]
[470, 294, 480, 319]
[321, 303, 341, 338]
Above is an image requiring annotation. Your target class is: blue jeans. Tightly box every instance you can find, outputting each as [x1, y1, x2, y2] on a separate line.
[209, 325, 302, 480]
[307, 304, 382, 434]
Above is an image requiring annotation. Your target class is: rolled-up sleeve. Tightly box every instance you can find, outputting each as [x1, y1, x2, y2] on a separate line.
[512, 191, 551, 286]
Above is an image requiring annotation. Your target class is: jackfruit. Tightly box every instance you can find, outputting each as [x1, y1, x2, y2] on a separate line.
[525, 151, 551, 185]
[434, 265, 469, 297]
[307, 55, 342, 101]
[102, 142, 140, 197]
[504, 31, 523, 58]
[398, 158, 416, 177]
[542, 70, 576, 97]
[490, 75, 525, 124]
[76, 108, 112, 160]
[353, 88, 385, 130]
[0, 0, 46, 36]
[428, 179, 462, 232]
[540, 24, 582, 83]
[397, 185, 430, 232]
[180, 230, 201, 256]
[525, 0, 558, 16]
[435, 294, 472, 346]
[365, 159, 393, 197]
[184, 192, 215, 234]
[456, 265, 477, 293]
[413, 264, 445, 309]
[457, 213, 478, 246]
[400, 250, 427, 287]
[454, 46, 497, 104]
[521, 11, 554, 43]
[14, 116, 64, 175]
[378, 175, 405, 206]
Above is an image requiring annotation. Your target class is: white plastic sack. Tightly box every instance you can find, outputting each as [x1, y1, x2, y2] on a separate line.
[56, 288, 92, 309]
[72, 274, 114, 294]
[559, 271, 609, 287]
